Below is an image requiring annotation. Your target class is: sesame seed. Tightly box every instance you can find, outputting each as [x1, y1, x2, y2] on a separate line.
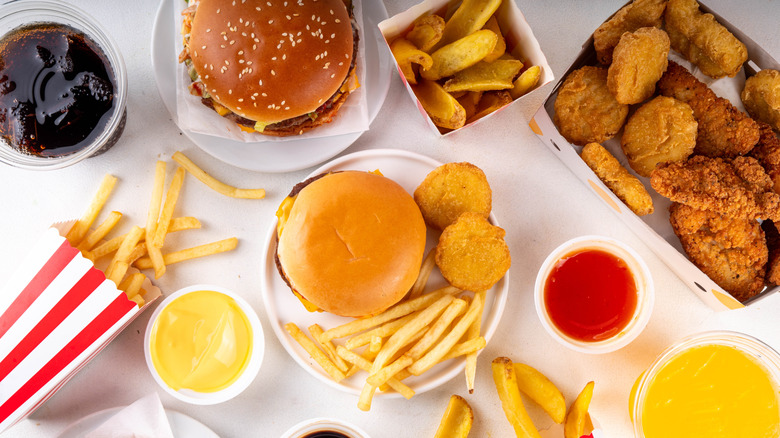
[335, 19, 340, 23]
[271, 56, 277, 60]
[238, 98, 244, 102]
[247, 61, 253, 65]
[238, 50, 244, 55]
[259, 80, 263, 86]
[255, 6, 261, 11]
[271, 69, 276, 75]
[206, 28, 211, 33]
[286, 15, 291, 20]
[267, 1, 271, 5]
[229, 89, 232, 94]
[237, 106, 241, 110]
[230, 40, 235, 45]
[269, 19, 274, 24]
[239, 59, 245, 63]
[281, 100, 286, 105]
[330, 9, 334, 14]
[253, 45, 257, 50]
[330, 33, 335, 38]
[220, 44, 226, 48]
[330, 74, 335, 78]
[225, 60, 230, 65]
[285, 107, 290, 110]
[216, 8, 220, 13]
[325, 40, 330, 44]
[253, 103, 257, 107]
[262, 92, 267, 96]
[239, 18, 243, 23]
[282, 54, 286, 60]
[202, 45, 207, 49]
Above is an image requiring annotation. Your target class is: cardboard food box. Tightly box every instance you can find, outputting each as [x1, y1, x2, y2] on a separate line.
[530, 1, 780, 311]
[0, 225, 160, 432]
[378, 0, 553, 136]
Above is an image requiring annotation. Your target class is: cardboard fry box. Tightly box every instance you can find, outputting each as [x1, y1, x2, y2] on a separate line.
[530, 1, 780, 311]
[378, 0, 553, 136]
[0, 226, 160, 432]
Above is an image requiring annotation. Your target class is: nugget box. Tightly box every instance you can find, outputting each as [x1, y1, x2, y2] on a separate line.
[0, 225, 160, 432]
[530, 1, 780, 311]
[378, 0, 553, 136]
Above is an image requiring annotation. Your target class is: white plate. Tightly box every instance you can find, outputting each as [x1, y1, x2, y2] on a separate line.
[57, 408, 219, 438]
[260, 149, 509, 397]
[150, 0, 392, 173]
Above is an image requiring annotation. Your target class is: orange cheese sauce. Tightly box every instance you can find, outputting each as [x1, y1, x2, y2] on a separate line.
[149, 290, 253, 393]
[641, 344, 780, 438]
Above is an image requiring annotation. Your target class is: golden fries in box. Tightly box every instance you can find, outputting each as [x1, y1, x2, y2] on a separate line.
[379, 0, 553, 135]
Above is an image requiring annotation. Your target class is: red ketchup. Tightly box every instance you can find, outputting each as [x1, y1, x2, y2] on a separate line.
[544, 249, 637, 342]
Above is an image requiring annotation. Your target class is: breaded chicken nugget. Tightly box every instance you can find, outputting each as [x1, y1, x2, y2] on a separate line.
[621, 96, 697, 177]
[554, 66, 629, 146]
[741, 69, 780, 132]
[581, 143, 654, 216]
[670, 203, 767, 302]
[607, 27, 670, 104]
[592, 0, 667, 65]
[749, 121, 780, 194]
[414, 162, 492, 230]
[436, 212, 510, 292]
[665, 0, 747, 78]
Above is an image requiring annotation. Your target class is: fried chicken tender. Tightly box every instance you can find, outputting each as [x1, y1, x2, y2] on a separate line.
[581, 143, 654, 215]
[761, 219, 780, 286]
[554, 66, 628, 146]
[658, 61, 759, 158]
[748, 121, 780, 194]
[665, 0, 748, 78]
[607, 27, 670, 104]
[669, 203, 767, 302]
[741, 69, 780, 132]
[413, 162, 492, 230]
[621, 96, 697, 177]
[592, 0, 667, 65]
[436, 212, 511, 292]
[650, 155, 780, 221]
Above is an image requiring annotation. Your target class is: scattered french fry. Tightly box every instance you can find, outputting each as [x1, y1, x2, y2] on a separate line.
[406, 298, 467, 360]
[146, 161, 167, 279]
[391, 38, 433, 85]
[86, 217, 201, 261]
[514, 362, 566, 424]
[465, 290, 486, 393]
[133, 237, 238, 269]
[492, 357, 542, 438]
[66, 174, 118, 246]
[309, 324, 349, 373]
[434, 395, 473, 438]
[407, 14, 445, 52]
[153, 166, 185, 248]
[285, 322, 346, 382]
[358, 382, 377, 412]
[366, 355, 413, 388]
[172, 151, 266, 199]
[441, 336, 486, 362]
[408, 247, 436, 300]
[77, 211, 122, 252]
[336, 346, 415, 399]
[564, 381, 595, 438]
[106, 225, 144, 286]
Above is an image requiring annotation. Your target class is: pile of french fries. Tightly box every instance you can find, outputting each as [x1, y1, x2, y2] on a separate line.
[65, 151, 264, 306]
[390, 0, 542, 131]
[285, 249, 489, 411]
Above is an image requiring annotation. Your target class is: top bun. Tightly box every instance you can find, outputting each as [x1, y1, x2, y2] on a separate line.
[277, 171, 427, 317]
[189, 0, 354, 123]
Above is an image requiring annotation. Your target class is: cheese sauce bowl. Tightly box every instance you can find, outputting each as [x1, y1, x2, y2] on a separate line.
[144, 284, 264, 405]
[534, 235, 654, 354]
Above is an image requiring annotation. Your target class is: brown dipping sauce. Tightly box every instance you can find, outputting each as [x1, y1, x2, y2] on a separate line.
[303, 432, 349, 438]
[0, 23, 116, 157]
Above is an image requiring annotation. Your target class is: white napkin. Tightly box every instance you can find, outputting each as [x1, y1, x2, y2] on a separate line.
[85, 393, 174, 438]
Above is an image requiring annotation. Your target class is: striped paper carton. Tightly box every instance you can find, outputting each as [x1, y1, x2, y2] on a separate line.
[0, 226, 160, 432]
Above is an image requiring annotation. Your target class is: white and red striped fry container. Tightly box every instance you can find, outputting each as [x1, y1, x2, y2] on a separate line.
[0, 226, 160, 432]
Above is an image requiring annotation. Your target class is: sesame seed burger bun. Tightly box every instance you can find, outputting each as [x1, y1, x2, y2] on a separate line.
[276, 171, 427, 317]
[189, 0, 354, 125]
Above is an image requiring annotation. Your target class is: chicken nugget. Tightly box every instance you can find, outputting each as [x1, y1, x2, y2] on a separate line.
[414, 162, 492, 230]
[670, 203, 767, 302]
[665, 0, 747, 78]
[749, 121, 780, 194]
[741, 69, 780, 132]
[592, 0, 667, 65]
[553, 66, 628, 146]
[581, 143, 654, 216]
[621, 96, 697, 177]
[436, 212, 510, 292]
[607, 27, 670, 104]
[761, 219, 780, 287]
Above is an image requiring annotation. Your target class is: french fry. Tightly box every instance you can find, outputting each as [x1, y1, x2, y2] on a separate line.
[127, 243, 148, 265]
[336, 346, 415, 399]
[146, 161, 167, 279]
[514, 362, 566, 424]
[105, 226, 144, 286]
[408, 247, 436, 300]
[413, 79, 467, 130]
[309, 324, 349, 372]
[391, 38, 433, 85]
[120, 272, 146, 301]
[433, 0, 503, 50]
[407, 14, 445, 52]
[466, 90, 512, 124]
[77, 211, 122, 252]
[153, 166, 186, 248]
[492, 357, 542, 438]
[86, 217, 201, 261]
[66, 174, 118, 246]
[564, 381, 595, 438]
[457, 91, 483, 120]
[408, 292, 482, 376]
[434, 395, 473, 438]
[421, 29, 498, 81]
[367, 355, 413, 387]
[358, 382, 377, 412]
[443, 59, 524, 93]
[285, 322, 346, 382]
[510, 65, 541, 99]
[406, 298, 467, 360]
[172, 151, 266, 199]
[465, 290, 486, 393]
[345, 310, 421, 350]
[133, 237, 238, 269]
[441, 336, 486, 362]
[482, 15, 506, 62]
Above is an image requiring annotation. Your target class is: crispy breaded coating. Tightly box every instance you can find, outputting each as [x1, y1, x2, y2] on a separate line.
[665, 0, 748, 78]
[592, 0, 667, 65]
[658, 61, 759, 158]
[435, 212, 511, 293]
[621, 96, 697, 177]
[742, 69, 780, 132]
[607, 27, 670, 104]
[553, 66, 628, 146]
[581, 143, 654, 215]
[670, 203, 767, 302]
[748, 121, 780, 194]
[651, 155, 780, 221]
[761, 219, 780, 286]
[413, 162, 492, 230]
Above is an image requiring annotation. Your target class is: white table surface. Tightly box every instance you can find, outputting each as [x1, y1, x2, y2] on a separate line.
[3, 0, 780, 437]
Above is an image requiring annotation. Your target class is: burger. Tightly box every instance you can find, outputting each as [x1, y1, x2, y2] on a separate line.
[275, 171, 427, 317]
[179, 0, 359, 136]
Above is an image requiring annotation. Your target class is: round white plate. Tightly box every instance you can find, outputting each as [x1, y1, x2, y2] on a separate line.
[260, 149, 509, 397]
[150, 0, 392, 173]
[57, 407, 219, 438]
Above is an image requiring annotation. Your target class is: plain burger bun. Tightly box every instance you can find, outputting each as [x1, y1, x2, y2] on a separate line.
[189, 0, 354, 124]
[277, 171, 427, 317]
